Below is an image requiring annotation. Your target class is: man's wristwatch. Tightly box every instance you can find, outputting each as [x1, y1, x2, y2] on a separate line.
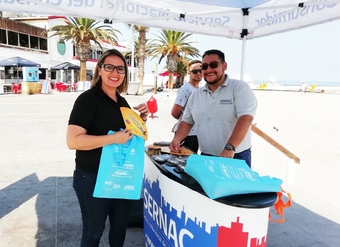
[225, 143, 236, 151]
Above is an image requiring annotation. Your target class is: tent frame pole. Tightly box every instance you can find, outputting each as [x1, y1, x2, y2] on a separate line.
[240, 37, 246, 82]
[16, 66, 19, 84]
[240, 8, 249, 82]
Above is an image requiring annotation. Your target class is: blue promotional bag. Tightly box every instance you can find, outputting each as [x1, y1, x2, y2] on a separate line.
[184, 155, 283, 199]
[93, 131, 145, 200]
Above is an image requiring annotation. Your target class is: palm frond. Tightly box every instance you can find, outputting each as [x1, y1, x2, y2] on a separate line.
[43, 17, 121, 82]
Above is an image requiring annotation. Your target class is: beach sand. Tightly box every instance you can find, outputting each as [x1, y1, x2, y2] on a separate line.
[145, 90, 340, 219]
[251, 91, 340, 219]
[1, 91, 339, 209]
[0, 89, 339, 246]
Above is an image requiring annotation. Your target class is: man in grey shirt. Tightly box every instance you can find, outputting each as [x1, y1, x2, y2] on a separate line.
[169, 49, 257, 167]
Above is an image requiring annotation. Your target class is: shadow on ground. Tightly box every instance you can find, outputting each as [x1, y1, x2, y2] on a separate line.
[0, 174, 144, 247]
[1, 174, 339, 246]
[268, 199, 340, 246]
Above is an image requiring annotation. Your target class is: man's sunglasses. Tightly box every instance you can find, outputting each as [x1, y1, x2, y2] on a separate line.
[190, 69, 202, 74]
[201, 61, 223, 70]
[101, 64, 126, 74]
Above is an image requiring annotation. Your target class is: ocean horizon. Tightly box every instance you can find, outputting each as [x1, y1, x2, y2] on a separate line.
[253, 80, 340, 87]
[142, 74, 340, 88]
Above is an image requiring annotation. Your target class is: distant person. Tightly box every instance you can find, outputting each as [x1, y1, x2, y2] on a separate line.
[171, 60, 202, 153]
[301, 81, 308, 93]
[170, 49, 257, 167]
[66, 49, 149, 247]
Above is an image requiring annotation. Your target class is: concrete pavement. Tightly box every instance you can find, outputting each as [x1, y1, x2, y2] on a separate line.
[0, 90, 339, 246]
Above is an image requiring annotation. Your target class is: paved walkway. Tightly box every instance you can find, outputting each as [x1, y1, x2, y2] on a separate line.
[0, 90, 339, 246]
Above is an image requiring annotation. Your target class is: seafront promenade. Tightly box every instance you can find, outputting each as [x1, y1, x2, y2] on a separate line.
[0, 90, 339, 246]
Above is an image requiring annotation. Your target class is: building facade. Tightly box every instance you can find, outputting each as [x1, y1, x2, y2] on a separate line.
[0, 14, 136, 92]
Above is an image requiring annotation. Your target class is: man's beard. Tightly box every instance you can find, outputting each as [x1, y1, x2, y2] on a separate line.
[205, 74, 224, 85]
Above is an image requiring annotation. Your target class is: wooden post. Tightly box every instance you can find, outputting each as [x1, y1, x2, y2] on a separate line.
[251, 124, 300, 164]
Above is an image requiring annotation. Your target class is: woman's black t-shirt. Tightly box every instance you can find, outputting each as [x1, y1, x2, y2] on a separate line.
[68, 84, 130, 173]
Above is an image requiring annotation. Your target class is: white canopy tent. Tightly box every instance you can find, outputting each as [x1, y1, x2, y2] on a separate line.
[2, 0, 340, 79]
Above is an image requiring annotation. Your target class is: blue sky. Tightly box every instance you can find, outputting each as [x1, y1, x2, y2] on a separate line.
[116, 19, 340, 84]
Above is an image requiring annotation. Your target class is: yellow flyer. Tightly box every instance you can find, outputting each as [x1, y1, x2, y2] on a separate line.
[120, 107, 148, 140]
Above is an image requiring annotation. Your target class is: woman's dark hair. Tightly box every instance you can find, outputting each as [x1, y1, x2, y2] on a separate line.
[91, 49, 129, 93]
[202, 49, 225, 63]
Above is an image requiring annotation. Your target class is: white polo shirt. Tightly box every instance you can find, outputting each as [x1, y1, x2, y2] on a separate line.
[172, 82, 197, 136]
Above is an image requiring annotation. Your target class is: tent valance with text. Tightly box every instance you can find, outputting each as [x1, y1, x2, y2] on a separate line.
[1, 0, 340, 40]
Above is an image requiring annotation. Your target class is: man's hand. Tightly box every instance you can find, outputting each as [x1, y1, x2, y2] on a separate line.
[169, 138, 182, 152]
[219, 149, 235, 158]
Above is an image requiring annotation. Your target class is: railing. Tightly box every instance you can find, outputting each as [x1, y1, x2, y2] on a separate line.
[251, 124, 300, 185]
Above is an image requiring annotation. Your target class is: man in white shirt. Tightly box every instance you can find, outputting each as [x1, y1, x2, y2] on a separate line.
[171, 60, 202, 153]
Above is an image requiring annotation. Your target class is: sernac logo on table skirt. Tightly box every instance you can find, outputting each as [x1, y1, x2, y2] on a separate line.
[143, 158, 270, 247]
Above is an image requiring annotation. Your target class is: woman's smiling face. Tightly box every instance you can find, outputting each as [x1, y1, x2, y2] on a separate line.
[99, 55, 126, 90]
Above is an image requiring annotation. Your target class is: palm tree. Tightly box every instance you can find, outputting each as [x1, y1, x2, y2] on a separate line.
[43, 17, 121, 82]
[128, 25, 150, 94]
[150, 29, 200, 89]
[174, 58, 189, 87]
[123, 37, 154, 68]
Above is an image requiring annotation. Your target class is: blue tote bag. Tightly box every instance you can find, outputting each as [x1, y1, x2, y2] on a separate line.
[185, 155, 283, 199]
[93, 131, 145, 200]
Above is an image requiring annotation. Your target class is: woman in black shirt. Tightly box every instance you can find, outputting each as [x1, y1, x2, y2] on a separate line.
[66, 49, 149, 247]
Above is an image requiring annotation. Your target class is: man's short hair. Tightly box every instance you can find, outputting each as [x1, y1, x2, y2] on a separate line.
[202, 49, 225, 63]
[187, 59, 201, 70]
